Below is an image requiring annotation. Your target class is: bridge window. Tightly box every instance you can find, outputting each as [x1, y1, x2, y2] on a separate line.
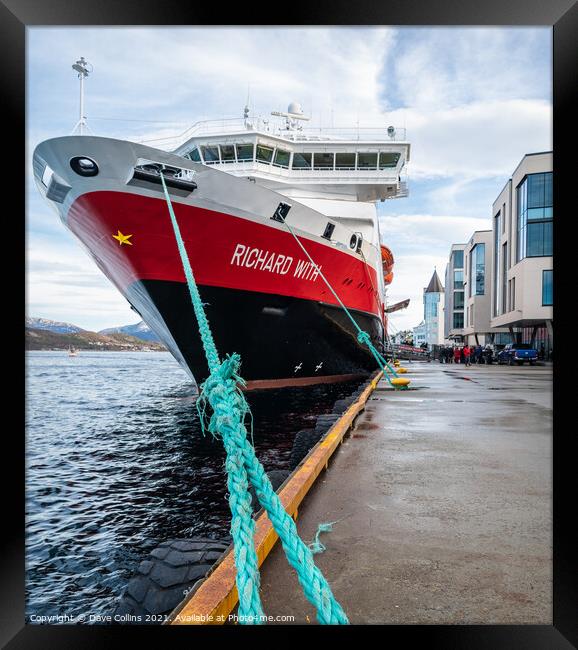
[256, 145, 274, 164]
[185, 147, 201, 163]
[236, 144, 254, 161]
[201, 145, 219, 164]
[292, 152, 312, 169]
[313, 153, 334, 169]
[357, 153, 378, 169]
[220, 145, 236, 162]
[273, 148, 291, 168]
[379, 152, 400, 169]
[335, 153, 356, 169]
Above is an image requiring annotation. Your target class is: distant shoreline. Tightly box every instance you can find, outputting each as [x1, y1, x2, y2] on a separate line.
[25, 349, 169, 353]
[25, 326, 167, 352]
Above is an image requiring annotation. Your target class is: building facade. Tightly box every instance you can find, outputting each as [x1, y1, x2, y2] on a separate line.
[444, 244, 466, 342]
[412, 321, 426, 347]
[463, 230, 508, 346]
[489, 152, 553, 357]
[422, 270, 445, 346]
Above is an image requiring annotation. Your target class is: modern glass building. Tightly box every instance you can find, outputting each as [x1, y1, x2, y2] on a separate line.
[490, 152, 553, 358]
[463, 230, 508, 346]
[444, 245, 466, 342]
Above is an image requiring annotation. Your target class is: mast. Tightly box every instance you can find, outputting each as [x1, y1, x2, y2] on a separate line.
[71, 57, 92, 135]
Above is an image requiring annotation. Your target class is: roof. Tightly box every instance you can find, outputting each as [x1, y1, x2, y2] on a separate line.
[425, 269, 444, 294]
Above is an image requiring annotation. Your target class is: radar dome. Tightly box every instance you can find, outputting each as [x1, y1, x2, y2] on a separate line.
[287, 102, 303, 115]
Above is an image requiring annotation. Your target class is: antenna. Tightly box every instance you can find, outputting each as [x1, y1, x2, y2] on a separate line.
[243, 84, 251, 126]
[271, 102, 310, 131]
[71, 56, 93, 135]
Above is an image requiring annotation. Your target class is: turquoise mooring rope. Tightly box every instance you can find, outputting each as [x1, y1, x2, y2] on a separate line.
[158, 171, 349, 625]
[282, 220, 405, 389]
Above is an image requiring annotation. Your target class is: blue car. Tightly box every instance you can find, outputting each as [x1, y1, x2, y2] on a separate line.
[497, 343, 538, 366]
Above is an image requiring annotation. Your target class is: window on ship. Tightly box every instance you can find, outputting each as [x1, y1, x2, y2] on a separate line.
[185, 147, 201, 163]
[236, 144, 254, 161]
[335, 152, 356, 170]
[313, 153, 334, 169]
[379, 152, 400, 169]
[273, 148, 291, 168]
[292, 152, 312, 169]
[357, 153, 378, 169]
[220, 145, 236, 163]
[201, 145, 220, 164]
[256, 145, 274, 164]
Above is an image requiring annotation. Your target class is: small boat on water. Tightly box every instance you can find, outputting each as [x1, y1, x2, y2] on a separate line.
[68, 346, 78, 357]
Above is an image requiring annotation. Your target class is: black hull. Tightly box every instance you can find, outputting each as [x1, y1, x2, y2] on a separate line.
[126, 280, 384, 386]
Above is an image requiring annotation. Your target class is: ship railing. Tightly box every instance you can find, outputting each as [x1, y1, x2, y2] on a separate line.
[138, 116, 407, 150]
[201, 159, 401, 181]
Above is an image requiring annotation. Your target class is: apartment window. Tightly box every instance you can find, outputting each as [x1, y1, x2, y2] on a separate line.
[502, 202, 506, 233]
[472, 243, 485, 295]
[453, 312, 464, 329]
[517, 172, 553, 261]
[453, 250, 464, 269]
[542, 270, 553, 306]
[453, 269, 464, 290]
[511, 277, 516, 310]
[493, 213, 500, 316]
[454, 291, 464, 309]
[501, 242, 508, 314]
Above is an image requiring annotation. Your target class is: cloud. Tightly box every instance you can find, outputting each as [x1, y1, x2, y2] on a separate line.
[380, 214, 490, 330]
[391, 99, 551, 180]
[26, 232, 134, 330]
[26, 26, 551, 335]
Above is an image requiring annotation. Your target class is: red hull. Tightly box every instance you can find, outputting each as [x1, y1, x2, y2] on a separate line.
[67, 191, 383, 320]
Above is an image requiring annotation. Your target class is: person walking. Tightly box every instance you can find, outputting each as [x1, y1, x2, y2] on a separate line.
[475, 345, 482, 364]
[464, 344, 471, 367]
[454, 346, 461, 364]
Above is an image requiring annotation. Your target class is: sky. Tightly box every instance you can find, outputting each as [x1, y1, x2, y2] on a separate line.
[26, 26, 552, 333]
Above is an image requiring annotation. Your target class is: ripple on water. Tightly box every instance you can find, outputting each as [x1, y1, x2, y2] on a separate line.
[26, 351, 364, 621]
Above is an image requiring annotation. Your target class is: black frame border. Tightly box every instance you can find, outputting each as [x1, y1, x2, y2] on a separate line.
[6, 0, 577, 646]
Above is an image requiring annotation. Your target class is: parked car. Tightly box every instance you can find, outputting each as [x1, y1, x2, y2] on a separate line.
[497, 343, 538, 366]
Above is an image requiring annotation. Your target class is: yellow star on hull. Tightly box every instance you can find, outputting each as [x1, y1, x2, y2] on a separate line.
[112, 230, 133, 246]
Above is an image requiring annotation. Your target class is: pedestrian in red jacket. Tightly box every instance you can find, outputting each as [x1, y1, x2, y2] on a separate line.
[464, 345, 471, 366]
[454, 347, 461, 363]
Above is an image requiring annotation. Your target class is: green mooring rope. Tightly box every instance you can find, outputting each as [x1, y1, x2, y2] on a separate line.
[282, 220, 405, 389]
[158, 171, 349, 625]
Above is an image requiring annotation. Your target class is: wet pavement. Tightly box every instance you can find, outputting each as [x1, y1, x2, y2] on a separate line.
[259, 361, 552, 624]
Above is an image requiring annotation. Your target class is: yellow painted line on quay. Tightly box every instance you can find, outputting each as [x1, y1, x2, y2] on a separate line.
[167, 370, 383, 625]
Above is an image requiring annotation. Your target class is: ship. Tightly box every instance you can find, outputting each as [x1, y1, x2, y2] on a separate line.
[33, 99, 410, 390]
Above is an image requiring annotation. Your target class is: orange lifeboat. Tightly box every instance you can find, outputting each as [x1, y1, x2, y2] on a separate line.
[381, 244, 394, 286]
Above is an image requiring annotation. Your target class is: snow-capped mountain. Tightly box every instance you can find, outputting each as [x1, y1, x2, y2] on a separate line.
[25, 317, 85, 334]
[98, 321, 161, 343]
